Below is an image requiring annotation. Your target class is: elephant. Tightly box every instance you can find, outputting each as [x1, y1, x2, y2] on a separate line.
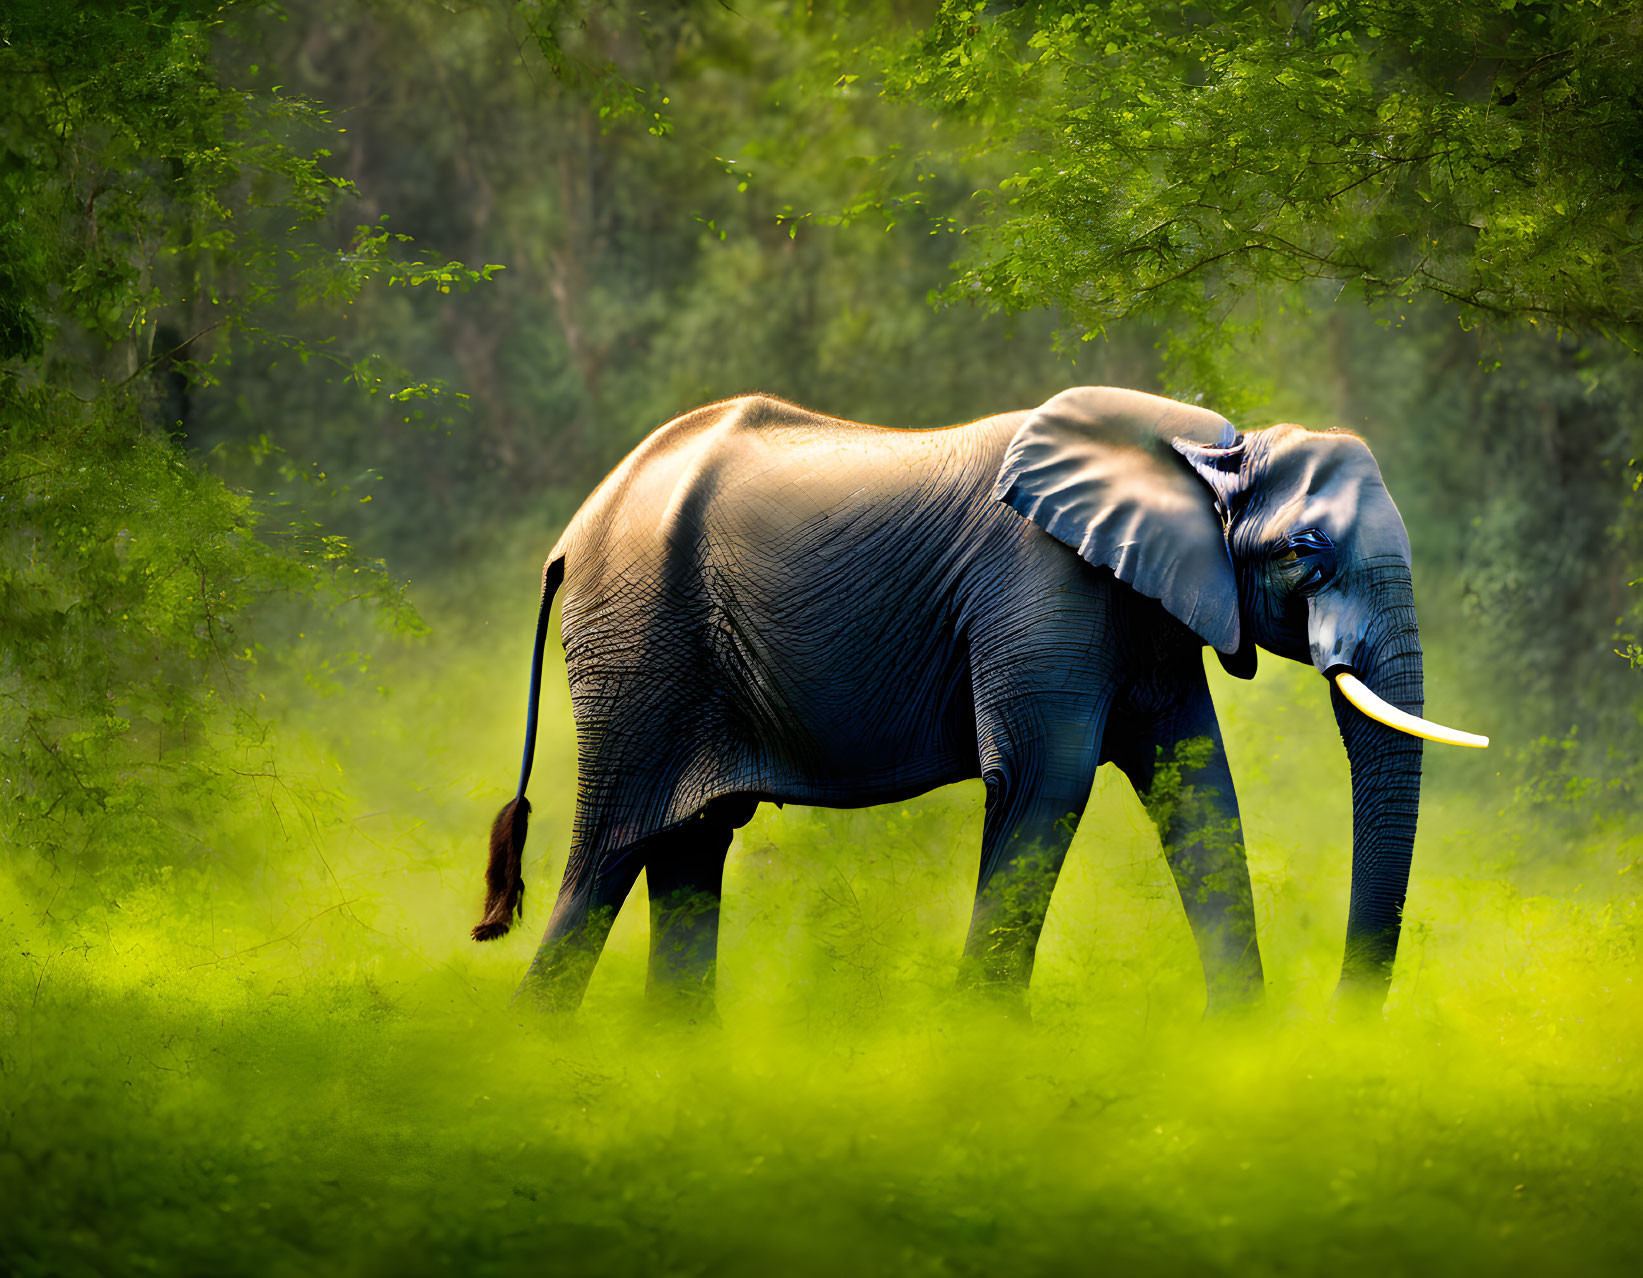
[472, 386, 1486, 1016]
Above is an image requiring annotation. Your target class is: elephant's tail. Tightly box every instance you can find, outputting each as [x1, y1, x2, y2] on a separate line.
[472, 556, 565, 942]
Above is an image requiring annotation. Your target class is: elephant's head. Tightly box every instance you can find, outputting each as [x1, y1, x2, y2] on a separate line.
[996, 387, 1487, 1004]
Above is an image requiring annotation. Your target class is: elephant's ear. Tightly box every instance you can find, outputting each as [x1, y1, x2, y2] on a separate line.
[994, 387, 1244, 655]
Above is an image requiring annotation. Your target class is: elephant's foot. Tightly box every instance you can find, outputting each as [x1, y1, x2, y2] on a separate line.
[1199, 944, 1265, 1020]
[645, 955, 720, 1026]
[1330, 971, 1392, 1022]
[1201, 984, 1266, 1022]
[952, 952, 1035, 1025]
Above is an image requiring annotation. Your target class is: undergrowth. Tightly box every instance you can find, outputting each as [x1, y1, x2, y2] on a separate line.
[3, 570, 1639, 1277]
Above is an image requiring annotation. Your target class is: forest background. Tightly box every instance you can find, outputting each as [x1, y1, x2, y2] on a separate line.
[3, 1, 1642, 1273]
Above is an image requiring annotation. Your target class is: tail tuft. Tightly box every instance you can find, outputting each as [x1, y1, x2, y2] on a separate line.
[472, 796, 530, 941]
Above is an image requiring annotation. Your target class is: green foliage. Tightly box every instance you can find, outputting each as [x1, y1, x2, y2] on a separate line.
[514, 0, 677, 133]
[3, 621, 1641, 1276]
[2, 3, 1642, 1272]
[190, 0, 1136, 577]
[871, 1, 1643, 360]
[0, 0, 477, 889]
[0, 382, 421, 883]
[4, 0, 335, 374]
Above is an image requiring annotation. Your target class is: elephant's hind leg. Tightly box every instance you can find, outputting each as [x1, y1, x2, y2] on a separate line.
[645, 795, 758, 1013]
[515, 842, 644, 1014]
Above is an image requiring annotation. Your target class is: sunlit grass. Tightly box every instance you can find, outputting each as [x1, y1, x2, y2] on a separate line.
[3, 573, 1639, 1275]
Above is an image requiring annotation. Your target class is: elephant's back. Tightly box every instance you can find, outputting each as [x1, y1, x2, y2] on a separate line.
[552, 394, 1024, 587]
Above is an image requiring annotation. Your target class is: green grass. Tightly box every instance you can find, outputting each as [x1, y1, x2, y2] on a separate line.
[4, 592, 1639, 1276]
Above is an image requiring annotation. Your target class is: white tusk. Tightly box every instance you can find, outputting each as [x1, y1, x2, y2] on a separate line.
[1334, 673, 1489, 749]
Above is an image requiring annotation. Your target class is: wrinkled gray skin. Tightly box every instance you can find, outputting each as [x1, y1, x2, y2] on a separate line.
[492, 387, 1424, 1016]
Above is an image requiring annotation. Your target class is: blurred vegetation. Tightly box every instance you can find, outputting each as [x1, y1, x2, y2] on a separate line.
[870, 1, 1643, 348]
[2, 1, 1641, 1274]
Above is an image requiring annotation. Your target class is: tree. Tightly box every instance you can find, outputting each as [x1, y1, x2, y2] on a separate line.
[868, 0, 1643, 376]
[190, 0, 1146, 576]
[0, 0, 466, 884]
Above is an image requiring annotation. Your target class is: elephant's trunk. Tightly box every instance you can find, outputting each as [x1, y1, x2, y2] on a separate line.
[1320, 566, 1425, 1004]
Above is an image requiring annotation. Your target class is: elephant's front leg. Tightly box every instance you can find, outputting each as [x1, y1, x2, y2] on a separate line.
[1112, 674, 1264, 1012]
[960, 706, 1104, 999]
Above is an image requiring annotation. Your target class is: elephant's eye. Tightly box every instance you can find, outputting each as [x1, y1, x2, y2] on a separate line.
[1276, 528, 1337, 593]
